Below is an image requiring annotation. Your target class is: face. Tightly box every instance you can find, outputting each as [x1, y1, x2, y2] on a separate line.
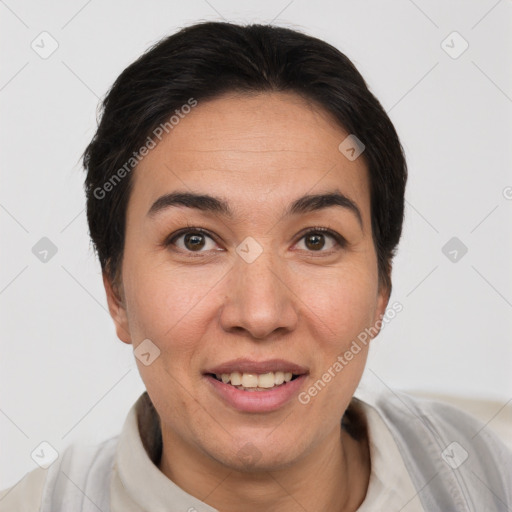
[105, 91, 389, 472]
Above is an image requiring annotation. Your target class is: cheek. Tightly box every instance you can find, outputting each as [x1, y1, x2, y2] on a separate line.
[296, 267, 376, 424]
[122, 251, 224, 357]
[293, 261, 379, 345]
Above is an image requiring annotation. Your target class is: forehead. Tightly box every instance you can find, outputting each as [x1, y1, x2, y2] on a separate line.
[129, 91, 371, 226]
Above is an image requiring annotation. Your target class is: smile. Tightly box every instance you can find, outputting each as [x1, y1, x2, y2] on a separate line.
[210, 371, 299, 391]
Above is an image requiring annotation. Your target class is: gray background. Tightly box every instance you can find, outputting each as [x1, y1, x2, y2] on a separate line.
[1, 0, 511, 489]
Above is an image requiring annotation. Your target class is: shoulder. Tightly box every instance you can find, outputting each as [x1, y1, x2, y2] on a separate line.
[0, 467, 48, 511]
[358, 383, 511, 455]
[0, 436, 120, 512]
[355, 383, 512, 510]
[372, 386, 512, 467]
[379, 388, 511, 453]
[355, 379, 512, 511]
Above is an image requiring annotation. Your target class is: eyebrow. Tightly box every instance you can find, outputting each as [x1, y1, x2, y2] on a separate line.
[147, 189, 363, 229]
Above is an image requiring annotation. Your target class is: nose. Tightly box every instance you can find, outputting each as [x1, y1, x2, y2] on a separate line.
[219, 245, 299, 340]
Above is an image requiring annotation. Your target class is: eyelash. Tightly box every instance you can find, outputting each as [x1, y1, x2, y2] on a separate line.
[163, 226, 346, 256]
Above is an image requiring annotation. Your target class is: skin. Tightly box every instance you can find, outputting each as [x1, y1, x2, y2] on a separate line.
[104, 91, 390, 512]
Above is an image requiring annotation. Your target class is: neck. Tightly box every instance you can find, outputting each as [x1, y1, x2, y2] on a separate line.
[157, 420, 370, 512]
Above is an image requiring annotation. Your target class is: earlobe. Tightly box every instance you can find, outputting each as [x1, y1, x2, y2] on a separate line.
[371, 273, 392, 339]
[102, 272, 132, 344]
[376, 287, 390, 323]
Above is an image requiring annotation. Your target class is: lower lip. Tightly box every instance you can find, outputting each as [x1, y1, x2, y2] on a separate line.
[204, 374, 307, 413]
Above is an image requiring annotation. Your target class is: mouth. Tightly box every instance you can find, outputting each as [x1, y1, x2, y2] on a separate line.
[203, 359, 309, 412]
[206, 371, 301, 391]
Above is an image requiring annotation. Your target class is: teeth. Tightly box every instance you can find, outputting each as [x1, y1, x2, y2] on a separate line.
[241, 373, 259, 387]
[231, 372, 242, 386]
[214, 371, 296, 388]
[257, 372, 275, 388]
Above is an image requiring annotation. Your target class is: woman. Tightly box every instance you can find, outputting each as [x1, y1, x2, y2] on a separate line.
[2, 21, 511, 512]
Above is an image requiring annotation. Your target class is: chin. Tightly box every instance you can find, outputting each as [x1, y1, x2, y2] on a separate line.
[207, 431, 311, 473]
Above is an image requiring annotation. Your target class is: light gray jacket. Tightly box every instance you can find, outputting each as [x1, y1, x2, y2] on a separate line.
[25, 388, 512, 511]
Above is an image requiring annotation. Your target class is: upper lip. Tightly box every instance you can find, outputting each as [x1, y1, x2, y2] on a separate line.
[204, 358, 309, 376]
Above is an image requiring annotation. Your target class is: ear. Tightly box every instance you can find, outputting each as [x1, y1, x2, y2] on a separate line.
[370, 269, 392, 339]
[103, 272, 132, 344]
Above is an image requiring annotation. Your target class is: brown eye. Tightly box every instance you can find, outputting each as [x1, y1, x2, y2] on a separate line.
[166, 229, 219, 253]
[296, 228, 344, 253]
[183, 232, 206, 251]
[304, 233, 326, 251]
